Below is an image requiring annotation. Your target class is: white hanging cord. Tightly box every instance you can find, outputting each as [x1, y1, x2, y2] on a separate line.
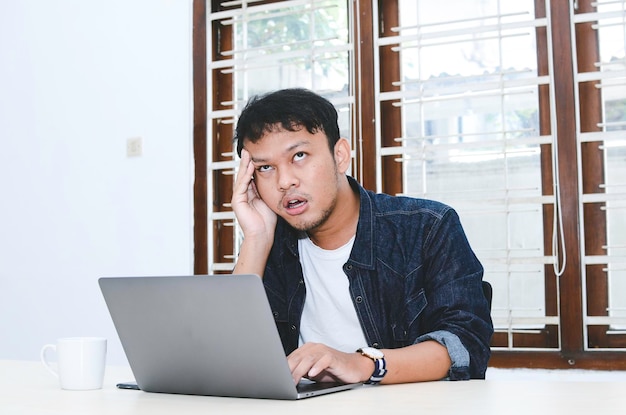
[551, 167, 567, 278]
[546, 0, 567, 277]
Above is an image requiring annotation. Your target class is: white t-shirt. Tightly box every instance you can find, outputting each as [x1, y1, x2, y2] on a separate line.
[297, 235, 368, 352]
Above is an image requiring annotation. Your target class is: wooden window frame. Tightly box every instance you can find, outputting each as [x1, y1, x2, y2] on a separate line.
[192, 0, 626, 369]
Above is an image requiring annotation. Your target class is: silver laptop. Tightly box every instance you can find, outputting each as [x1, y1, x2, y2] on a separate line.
[98, 274, 361, 400]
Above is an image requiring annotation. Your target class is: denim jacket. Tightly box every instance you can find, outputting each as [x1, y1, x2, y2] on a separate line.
[262, 176, 493, 380]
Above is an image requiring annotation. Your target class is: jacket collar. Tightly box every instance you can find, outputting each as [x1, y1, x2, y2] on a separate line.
[347, 176, 375, 270]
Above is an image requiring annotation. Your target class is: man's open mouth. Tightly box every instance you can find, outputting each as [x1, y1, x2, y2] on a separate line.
[285, 198, 306, 209]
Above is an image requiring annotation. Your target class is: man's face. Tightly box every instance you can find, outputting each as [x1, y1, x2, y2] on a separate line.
[244, 126, 347, 233]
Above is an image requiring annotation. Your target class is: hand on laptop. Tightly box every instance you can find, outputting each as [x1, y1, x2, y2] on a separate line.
[287, 342, 373, 385]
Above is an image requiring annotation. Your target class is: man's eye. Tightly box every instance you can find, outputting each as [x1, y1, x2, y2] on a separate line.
[257, 165, 273, 172]
[294, 152, 306, 162]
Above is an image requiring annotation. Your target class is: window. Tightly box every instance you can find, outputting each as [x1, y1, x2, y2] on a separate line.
[200, 0, 354, 272]
[575, 0, 626, 352]
[379, 0, 557, 351]
[193, 0, 626, 368]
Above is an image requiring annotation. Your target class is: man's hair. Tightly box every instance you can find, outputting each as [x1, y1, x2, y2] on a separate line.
[234, 88, 341, 156]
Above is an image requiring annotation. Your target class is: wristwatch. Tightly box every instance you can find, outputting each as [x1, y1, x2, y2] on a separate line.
[356, 347, 387, 384]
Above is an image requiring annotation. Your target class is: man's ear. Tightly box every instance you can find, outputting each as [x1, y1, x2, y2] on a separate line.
[334, 137, 352, 174]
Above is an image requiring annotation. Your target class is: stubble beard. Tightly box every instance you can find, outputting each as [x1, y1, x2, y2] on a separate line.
[290, 205, 334, 233]
[288, 179, 339, 233]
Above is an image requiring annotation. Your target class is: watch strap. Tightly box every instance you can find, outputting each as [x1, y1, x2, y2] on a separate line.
[357, 347, 387, 384]
[368, 356, 387, 384]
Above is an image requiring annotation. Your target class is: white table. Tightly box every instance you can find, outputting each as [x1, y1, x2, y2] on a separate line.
[1, 360, 624, 415]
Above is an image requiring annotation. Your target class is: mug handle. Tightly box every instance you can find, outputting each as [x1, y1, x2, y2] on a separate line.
[40, 344, 59, 378]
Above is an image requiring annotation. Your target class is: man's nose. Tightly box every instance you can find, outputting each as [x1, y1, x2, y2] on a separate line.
[278, 167, 299, 191]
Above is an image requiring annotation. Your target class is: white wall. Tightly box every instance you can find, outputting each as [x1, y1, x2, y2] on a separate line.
[0, 0, 193, 366]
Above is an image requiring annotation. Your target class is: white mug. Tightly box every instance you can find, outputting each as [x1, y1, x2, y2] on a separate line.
[40, 337, 107, 390]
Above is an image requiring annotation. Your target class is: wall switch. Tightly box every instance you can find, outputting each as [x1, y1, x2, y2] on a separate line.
[126, 137, 143, 157]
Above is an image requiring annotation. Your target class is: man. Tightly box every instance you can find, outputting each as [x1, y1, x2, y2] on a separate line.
[231, 88, 493, 385]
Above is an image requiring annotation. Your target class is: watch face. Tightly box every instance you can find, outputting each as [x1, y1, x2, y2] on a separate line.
[361, 347, 384, 359]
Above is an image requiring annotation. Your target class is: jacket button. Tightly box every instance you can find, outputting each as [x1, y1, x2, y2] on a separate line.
[355, 296, 363, 303]
[346, 265, 353, 270]
[372, 342, 380, 348]
[291, 325, 297, 331]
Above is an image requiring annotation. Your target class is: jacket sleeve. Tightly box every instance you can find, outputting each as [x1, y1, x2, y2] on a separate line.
[417, 208, 493, 380]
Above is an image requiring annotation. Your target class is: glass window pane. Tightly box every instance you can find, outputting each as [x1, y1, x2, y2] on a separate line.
[208, 0, 353, 270]
[231, 1, 350, 95]
[391, 0, 549, 339]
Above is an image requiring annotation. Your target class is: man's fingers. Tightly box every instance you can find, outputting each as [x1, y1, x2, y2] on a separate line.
[234, 150, 253, 193]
